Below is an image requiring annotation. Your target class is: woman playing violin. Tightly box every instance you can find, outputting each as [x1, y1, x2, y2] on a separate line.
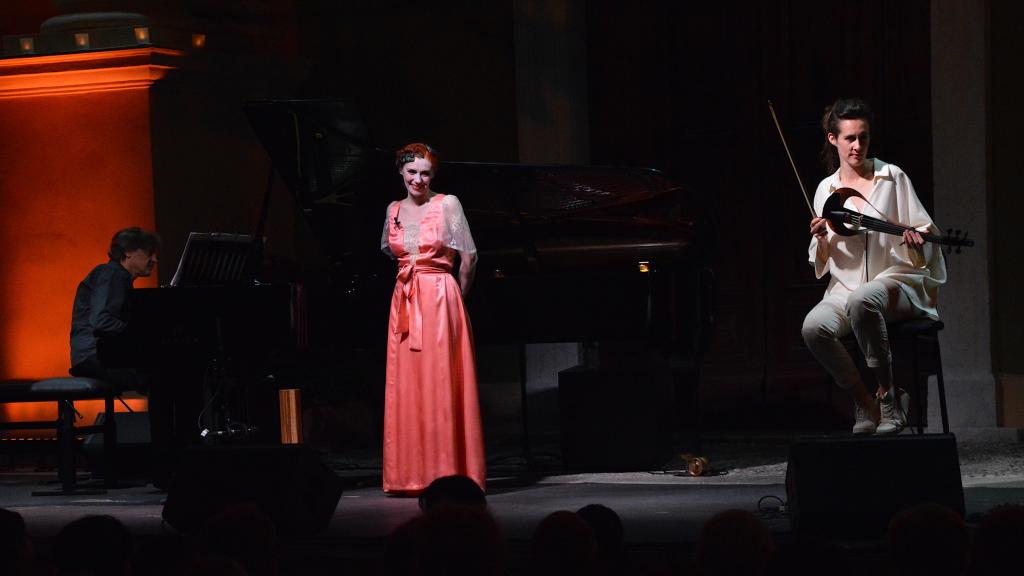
[802, 98, 946, 435]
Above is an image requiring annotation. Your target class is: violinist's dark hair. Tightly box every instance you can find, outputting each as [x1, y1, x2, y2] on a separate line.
[821, 98, 874, 173]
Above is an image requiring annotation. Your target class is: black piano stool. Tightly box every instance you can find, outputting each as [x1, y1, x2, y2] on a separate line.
[0, 377, 118, 495]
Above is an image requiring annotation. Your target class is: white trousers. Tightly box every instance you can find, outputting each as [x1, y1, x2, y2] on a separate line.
[801, 278, 925, 390]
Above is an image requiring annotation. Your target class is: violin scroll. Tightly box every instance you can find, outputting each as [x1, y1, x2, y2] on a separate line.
[944, 229, 972, 254]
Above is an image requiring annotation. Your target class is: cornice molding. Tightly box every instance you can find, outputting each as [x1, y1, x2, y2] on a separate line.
[0, 47, 183, 98]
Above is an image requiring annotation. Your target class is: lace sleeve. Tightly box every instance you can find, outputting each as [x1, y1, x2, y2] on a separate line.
[381, 202, 395, 259]
[441, 195, 477, 254]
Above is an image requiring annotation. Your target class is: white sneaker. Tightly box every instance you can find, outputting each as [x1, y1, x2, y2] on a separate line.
[852, 399, 880, 435]
[876, 388, 909, 435]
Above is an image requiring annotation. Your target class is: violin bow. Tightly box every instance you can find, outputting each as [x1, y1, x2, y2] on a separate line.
[768, 100, 816, 218]
[768, 102, 972, 254]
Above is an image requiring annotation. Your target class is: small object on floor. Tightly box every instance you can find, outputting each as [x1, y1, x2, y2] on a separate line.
[681, 453, 711, 476]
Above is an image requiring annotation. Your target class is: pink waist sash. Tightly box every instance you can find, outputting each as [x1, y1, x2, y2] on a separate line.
[395, 264, 450, 351]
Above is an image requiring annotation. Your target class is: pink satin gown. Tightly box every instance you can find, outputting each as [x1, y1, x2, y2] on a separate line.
[382, 194, 486, 494]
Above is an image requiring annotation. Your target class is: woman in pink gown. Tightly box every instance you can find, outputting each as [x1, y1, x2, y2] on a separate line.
[380, 143, 486, 494]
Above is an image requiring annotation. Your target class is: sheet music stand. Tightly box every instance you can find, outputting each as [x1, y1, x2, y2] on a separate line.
[170, 232, 260, 287]
[168, 232, 263, 442]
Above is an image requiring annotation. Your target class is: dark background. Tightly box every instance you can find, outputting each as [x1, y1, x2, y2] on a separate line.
[2, 1, 1019, 439]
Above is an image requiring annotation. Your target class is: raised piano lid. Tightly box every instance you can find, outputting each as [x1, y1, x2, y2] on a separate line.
[243, 98, 702, 273]
[441, 162, 699, 273]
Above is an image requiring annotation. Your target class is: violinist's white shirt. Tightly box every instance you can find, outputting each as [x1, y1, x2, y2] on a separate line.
[807, 159, 947, 320]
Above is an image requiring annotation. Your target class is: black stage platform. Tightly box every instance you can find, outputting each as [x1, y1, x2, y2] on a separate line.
[3, 434, 1024, 575]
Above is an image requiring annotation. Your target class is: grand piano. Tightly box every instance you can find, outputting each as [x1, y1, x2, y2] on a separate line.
[243, 98, 707, 348]
[244, 99, 711, 462]
[112, 98, 710, 459]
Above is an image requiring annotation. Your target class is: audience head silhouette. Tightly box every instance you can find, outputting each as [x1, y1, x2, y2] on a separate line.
[531, 510, 596, 576]
[419, 475, 487, 512]
[966, 503, 1024, 576]
[413, 505, 503, 576]
[887, 502, 967, 576]
[577, 504, 625, 575]
[54, 515, 133, 576]
[1, 508, 32, 576]
[695, 509, 774, 576]
[197, 502, 279, 576]
[766, 533, 852, 576]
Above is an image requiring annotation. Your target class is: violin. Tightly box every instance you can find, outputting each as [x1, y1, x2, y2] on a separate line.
[767, 101, 974, 253]
[823, 187, 973, 250]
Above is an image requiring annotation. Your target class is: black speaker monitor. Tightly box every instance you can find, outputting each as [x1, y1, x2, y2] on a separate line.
[162, 445, 344, 538]
[786, 434, 964, 540]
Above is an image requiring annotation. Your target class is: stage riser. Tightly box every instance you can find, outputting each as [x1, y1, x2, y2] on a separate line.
[786, 434, 964, 540]
[162, 445, 344, 538]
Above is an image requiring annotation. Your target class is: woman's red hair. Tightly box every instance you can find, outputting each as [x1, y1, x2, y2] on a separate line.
[395, 143, 439, 171]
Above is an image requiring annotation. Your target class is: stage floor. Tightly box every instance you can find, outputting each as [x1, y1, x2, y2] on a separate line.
[3, 433, 1024, 574]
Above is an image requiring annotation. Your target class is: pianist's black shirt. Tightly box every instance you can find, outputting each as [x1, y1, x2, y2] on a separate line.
[70, 260, 133, 370]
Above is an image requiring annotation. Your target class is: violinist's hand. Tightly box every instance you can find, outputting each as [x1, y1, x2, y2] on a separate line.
[903, 229, 927, 267]
[810, 217, 829, 238]
[902, 229, 925, 247]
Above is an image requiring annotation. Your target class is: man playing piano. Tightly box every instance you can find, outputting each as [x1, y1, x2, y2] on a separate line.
[70, 227, 160, 387]
[69, 227, 176, 487]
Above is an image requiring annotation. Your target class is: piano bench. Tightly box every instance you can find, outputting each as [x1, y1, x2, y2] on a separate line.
[0, 377, 119, 495]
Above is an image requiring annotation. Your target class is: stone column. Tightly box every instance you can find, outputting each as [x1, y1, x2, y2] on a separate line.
[929, 0, 1005, 437]
[513, 0, 590, 164]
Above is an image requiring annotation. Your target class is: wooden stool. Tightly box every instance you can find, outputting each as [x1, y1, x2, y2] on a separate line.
[0, 377, 118, 495]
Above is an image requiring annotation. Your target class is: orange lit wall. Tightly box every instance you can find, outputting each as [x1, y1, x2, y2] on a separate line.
[0, 49, 180, 433]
